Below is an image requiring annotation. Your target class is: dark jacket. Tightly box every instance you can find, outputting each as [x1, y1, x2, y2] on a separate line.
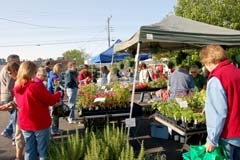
[64, 70, 78, 89]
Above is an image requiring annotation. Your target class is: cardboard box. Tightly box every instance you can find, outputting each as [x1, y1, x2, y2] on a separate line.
[150, 122, 169, 139]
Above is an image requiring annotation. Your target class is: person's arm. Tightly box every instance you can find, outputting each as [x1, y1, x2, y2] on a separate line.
[0, 100, 17, 111]
[33, 82, 61, 106]
[0, 103, 13, 111]
[205, 77, 227, 152]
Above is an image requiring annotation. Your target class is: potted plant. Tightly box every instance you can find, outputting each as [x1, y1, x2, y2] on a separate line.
[77, 83, 98, 111]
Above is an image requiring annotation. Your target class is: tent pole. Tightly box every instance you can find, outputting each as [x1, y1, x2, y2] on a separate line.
[127, 42, 141, 136]
[99, 62, 102, 87]
[110, 52, 114, 66]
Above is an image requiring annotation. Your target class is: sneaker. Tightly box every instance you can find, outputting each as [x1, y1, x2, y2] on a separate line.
[1, 131, 12, 139]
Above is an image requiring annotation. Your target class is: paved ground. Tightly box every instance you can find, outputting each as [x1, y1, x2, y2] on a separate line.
[0, 111, 16, 160]
[0, 95, 188, 160]
[0, 110, 84, 160]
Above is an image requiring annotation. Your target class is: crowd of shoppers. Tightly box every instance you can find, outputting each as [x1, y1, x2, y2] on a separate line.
[1, 43, 240, 159]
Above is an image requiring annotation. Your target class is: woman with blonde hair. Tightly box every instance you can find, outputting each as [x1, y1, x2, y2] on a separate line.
[13, 61, 62, 160]
[47, 63, 64, 135]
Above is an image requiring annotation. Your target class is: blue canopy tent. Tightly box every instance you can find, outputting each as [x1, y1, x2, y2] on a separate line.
[91, 39, 150, 63]
[91, 39, 126, 63]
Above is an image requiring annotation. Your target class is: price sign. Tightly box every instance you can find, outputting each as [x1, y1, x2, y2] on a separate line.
[94, 97, 105, 103]
[125, 118, 136, 127]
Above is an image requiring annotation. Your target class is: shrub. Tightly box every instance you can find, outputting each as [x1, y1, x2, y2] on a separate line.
[47, 126, 144, 160]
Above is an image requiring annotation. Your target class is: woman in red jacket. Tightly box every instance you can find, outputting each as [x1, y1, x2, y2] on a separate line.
[78, 64, 92, 88]
[13, 61, 61, 160]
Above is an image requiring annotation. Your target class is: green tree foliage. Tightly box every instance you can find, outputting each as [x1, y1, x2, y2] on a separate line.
[175, 0, 240, 30]
[175, 0, 240, 65]
[63, 49, 89, 67]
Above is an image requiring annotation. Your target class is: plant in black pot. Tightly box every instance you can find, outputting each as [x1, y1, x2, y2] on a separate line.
[192, 112, 206, 129]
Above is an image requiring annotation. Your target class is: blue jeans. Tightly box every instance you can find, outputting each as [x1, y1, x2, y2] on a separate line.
[66, 88, 78, 120]
[220, 139, 240, 160]
[50, 106, 59, 133]
[22, 128, 50, 160]
[1, 101, 16, 140]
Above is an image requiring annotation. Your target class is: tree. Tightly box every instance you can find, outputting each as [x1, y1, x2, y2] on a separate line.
[63, 49, 90, 67]
[175, 0, 240, 30]
[175, 0, 240, 65]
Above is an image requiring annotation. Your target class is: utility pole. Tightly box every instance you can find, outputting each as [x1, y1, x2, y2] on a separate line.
[107, 15, 112, 47]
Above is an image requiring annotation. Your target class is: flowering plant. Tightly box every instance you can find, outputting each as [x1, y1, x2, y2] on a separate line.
[77, 83, 98, 108]
[77, 82, 130, 110]
[53, 77, 61, 92]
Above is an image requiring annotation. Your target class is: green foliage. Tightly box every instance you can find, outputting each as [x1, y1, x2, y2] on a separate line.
[118, 62, 125, 69]
[147, 78, 167, 88]
[47, 129, 88, 160]
[123, 57, 135, 68]
[175, 0, 240, 30]
[63, 49, 89, 67]
[112, 82, 131, 106]
[175, 0, 240, 64]
[119, 143, 135, 160]
[47, 126, 144, 160]
[192, 112, 206, 124]
[77, 83, 98, 108]
[185, 90, 206, 111]
[153, 91, 206, 123]
[77, 82, 131, 110]
[84, 133, 105, 160]
[227, 48, 240, 66]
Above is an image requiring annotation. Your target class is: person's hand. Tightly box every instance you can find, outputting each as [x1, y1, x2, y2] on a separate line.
[0, 104, 13, 111]
[205, 142, 215, 152]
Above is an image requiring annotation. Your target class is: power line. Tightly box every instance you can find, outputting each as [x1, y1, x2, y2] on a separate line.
[0, 17, 108, 31]
[0, 17, 67, 29]
[0, 39, 106, 47]
[79, 28, 106, 49]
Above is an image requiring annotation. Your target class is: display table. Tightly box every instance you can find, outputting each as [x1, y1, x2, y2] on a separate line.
[134, 87, 166, 93]
[79, 103, 143, 128]
[150, 113, 206, 151]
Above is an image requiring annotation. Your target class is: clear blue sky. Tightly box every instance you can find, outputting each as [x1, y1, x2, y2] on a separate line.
[0, 0, 176, 60]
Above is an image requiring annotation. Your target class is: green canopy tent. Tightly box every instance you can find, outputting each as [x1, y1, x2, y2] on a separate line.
[114, 15, 240, 53]
[114, 15, 240, 133]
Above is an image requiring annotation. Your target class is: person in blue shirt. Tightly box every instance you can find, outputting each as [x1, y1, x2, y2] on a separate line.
[47, 63, 64, 135]
[168, 64, 195, 99]
[200, 44, 240, 159]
